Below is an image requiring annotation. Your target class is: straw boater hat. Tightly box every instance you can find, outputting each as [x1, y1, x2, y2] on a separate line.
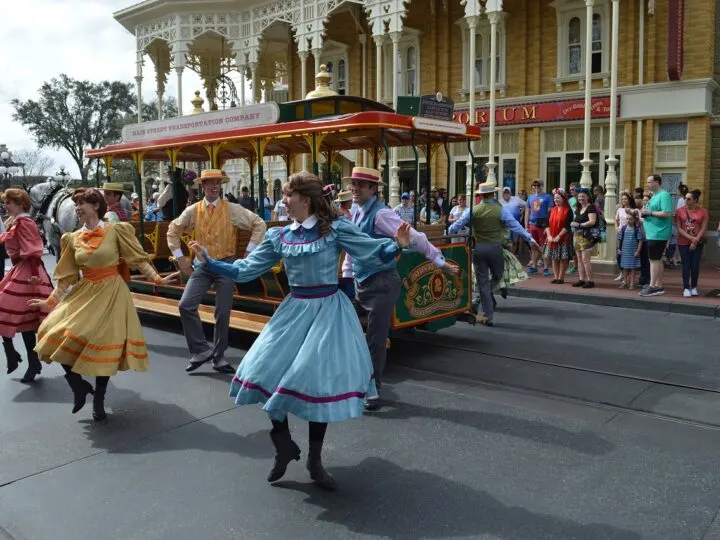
[194, 168, 229, 188]
[102, 182, 125, 193]
[342, 166, 385, 186]
[475, 181, 501, 195]
[334, 190, 353, 203]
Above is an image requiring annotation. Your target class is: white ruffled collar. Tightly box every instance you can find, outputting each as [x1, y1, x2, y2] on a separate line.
[81, 220, 106, 232]
[289, 214, 318, 231]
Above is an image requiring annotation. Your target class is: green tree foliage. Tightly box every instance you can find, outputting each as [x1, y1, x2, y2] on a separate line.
[11, 74, 134, 182]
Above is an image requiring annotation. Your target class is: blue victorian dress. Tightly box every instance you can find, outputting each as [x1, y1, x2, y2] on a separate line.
[202, 215, 400, 423]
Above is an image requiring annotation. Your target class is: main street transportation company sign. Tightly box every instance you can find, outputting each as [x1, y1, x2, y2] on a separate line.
[121, 103, 280, 143]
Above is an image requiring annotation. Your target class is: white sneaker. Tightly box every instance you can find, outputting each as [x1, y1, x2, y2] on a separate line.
[683, 289, 692, 298]
[691, 288, 699, 296]
[614, 273, 624, 281]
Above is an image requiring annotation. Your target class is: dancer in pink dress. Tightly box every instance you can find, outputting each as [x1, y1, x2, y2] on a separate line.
[0, 189, 54, 382]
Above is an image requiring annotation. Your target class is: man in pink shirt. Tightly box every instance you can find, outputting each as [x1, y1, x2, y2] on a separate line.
[340, 167, 459, 410]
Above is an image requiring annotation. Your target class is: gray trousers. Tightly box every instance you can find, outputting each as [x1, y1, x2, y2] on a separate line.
[178, 258, 235, 364]
[356, 269, 401, 389]
[473, 243, 504, 321]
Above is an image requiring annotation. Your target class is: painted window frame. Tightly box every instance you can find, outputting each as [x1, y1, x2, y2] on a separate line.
[382, 28, 421, 101]
[551, 0, 610, 90]
[456, 14, 508, 97]
[320, 40, 350, 95]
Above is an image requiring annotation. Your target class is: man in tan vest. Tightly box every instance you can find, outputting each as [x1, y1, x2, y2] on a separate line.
[168, 169, 266, 373]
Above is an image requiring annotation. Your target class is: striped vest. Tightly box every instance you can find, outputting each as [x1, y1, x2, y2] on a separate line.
[194, 199, 237, 260]
[351, 196, 397, 283]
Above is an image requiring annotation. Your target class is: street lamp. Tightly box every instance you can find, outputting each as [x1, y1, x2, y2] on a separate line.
[0, 149, 23, 189]
[55, 166, 71, 185]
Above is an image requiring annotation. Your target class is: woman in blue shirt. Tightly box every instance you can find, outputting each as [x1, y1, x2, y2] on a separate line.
[190, 173, 410, 491]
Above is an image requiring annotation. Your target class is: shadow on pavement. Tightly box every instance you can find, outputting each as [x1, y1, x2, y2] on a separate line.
[372, 389, 615, 456]
[12, 375, 273, 460]
[275, 457, 639, 540]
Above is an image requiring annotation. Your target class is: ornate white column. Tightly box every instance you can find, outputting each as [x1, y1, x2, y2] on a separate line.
[389, 31, 402, 207]
[135, 50, 143, 123]
[250, 63, 258, 104]
[172, 42, 187, 116]
[299, 51, 309, 98]
[312, 48, 322, 77]
[580, 0, 595, 188]
[465, 14, 479, 199]
[359, 33, 367, 98]
[239, 65, 246, 106]
[374, 35, 383, 102]
[602, 0, 620, 262]
[485, 2, 503, 187]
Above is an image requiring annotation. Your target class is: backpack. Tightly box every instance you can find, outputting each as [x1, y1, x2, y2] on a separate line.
[585, 204, 606, 242]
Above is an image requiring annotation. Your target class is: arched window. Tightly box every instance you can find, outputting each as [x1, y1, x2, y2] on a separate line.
[325, 61, 334, 88]
[591, 13, 603, 73]
[568, 17, 581, 75]
[405, 46, 417, 95]
[474, 33, 483, 87]
[337, 59, 346, 95]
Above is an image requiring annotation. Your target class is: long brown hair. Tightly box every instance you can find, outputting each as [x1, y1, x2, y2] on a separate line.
[283, 172, 338, 237]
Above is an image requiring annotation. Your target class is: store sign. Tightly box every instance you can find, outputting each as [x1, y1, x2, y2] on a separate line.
[418, 93, 455, 121]
[413, 117, 467, 135]
[452, 96, 618, 127]
[121, 103, 280, 143]
[394, 244, 470, 327]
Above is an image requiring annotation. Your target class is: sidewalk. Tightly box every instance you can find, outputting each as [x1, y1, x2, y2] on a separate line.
[506, 262, 720, 318]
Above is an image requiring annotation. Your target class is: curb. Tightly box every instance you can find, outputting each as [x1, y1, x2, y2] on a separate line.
[505, 287, 720, 319]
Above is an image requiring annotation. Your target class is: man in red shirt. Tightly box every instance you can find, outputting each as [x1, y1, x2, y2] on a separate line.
[102, 182, 129, 222]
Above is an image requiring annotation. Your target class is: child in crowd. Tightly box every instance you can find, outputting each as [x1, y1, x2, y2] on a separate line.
[617, 210, 644, 289]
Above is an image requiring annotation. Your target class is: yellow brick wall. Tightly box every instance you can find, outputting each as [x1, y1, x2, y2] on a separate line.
[687, 117, 711, 195]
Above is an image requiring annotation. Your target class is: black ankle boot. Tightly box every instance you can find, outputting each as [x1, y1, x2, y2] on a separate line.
[20, 351, 41, 383]
[63, 372, 94, 414]
[93, 377, 109, 421]
[267, 430, 301, 482]
[307, 444, 337, 491]
[3, 340, 22, 375]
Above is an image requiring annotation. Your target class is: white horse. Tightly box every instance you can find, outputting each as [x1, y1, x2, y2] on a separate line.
[28, 181, 132, 260]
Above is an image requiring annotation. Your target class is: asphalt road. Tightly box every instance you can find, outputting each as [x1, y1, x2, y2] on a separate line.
[1, 255, 719, 539]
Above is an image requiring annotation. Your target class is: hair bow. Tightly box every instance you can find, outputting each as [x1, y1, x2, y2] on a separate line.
[322, 184, 337, 199]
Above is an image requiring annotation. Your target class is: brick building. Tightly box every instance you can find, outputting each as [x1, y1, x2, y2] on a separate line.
[116, 0, 719, 252]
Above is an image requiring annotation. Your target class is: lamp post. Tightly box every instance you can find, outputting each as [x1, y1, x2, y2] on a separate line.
[579, 0, 595, 188]
[484, 0, 503, 187]
[0, 149, 23, 190]
[602, 0, 620, 264]
[55, 166, 71, 186]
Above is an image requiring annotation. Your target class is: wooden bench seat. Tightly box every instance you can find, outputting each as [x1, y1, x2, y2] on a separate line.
[132, 293, 270, 334]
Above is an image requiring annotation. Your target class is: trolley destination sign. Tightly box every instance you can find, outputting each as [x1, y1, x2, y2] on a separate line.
[120, 103, 281, 144]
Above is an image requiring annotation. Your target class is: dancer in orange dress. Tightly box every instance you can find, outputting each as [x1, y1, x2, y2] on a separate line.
[0, 189, 54, 383]
[29, 189, 176, 420]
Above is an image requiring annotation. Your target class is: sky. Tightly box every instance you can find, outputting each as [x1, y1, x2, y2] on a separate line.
[0, 0, 204, 179]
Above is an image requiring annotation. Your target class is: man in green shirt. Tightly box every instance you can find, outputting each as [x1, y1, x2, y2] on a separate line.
[639, 174, 674, 296]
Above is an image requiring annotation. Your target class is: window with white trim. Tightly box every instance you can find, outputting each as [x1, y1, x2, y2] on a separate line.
[655, 122, 688, 171]
[551, 0, 610, 89]
[456, 15, 507, 95]
[383, 28, 421, 101]
[320, 40, 349, 95]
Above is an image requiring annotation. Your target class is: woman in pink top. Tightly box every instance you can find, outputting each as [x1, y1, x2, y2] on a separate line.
[676, 188, 708, 297]
[0, 189, 54, 382]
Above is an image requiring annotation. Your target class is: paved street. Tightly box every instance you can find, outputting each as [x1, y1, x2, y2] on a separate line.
[1, 272, 720, 539]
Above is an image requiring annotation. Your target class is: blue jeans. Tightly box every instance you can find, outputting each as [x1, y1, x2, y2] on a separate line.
[678, 244, 703, 290]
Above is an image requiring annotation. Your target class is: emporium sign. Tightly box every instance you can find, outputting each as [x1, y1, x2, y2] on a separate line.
[452, 96, 618, 127]
[121, 103, 281, 143]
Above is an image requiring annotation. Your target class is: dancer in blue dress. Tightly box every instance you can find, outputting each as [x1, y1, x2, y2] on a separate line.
[189, 172, 411, 490]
